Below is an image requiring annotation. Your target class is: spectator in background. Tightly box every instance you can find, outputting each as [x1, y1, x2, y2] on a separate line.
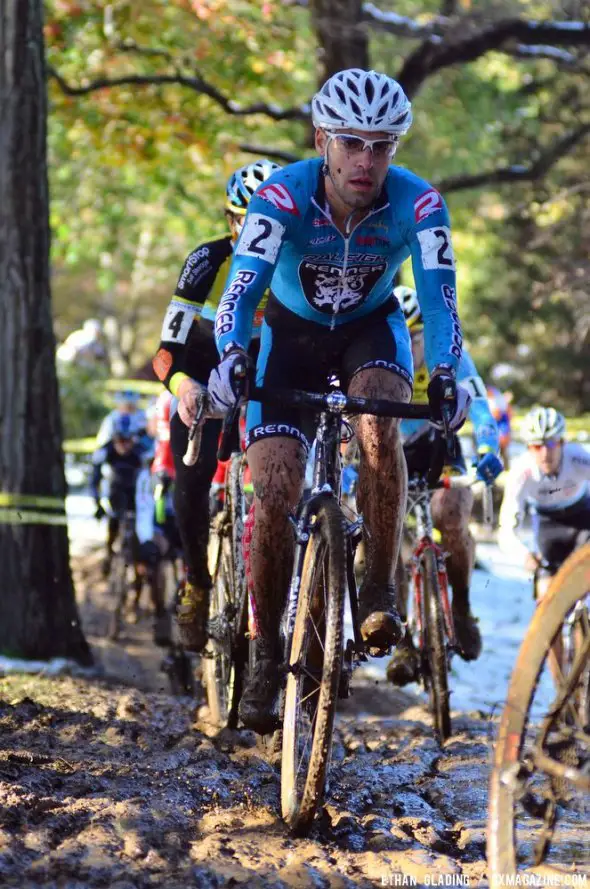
[57, 318, 108, 368]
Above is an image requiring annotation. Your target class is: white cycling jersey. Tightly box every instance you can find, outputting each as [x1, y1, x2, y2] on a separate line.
[498, 442, 590, 561]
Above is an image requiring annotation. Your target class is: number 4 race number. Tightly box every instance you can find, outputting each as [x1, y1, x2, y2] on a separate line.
[416, 225, 456, 271]
[160, 300, 198, 343]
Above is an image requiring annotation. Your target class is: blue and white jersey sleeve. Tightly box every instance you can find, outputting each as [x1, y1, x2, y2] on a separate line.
[457, 351, 500, 454]
[214, 175, 298, 356]
[398, 182, 463, 374]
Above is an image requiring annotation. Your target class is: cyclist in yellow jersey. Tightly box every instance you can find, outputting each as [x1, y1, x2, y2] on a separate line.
[153, 159, 281, 652]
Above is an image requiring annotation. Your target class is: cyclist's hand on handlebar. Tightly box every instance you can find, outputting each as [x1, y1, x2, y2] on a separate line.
[177, 378, 206, 428]
[427, 371, 471, 432]
[474, 450, 503, 485]
[207, 347, 250, 415]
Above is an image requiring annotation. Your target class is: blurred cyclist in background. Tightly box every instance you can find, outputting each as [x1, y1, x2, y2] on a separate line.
[499, 406, 590, 679]
[96, 389, 148, 449]
[487, 385, 513, 469]
[91, 413, 144, 577]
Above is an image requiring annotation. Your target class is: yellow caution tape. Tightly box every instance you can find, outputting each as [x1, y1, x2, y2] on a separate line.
[0, 493, 65, 510]
[0, 509, 68, 526]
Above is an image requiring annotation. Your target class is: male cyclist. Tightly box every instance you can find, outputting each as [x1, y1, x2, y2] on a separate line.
[498, 406, 590, 679]
[386, 286, 503, 685]
[96, 389, 148, 449]
[499, 407, 590, 582]
[207, 68, 473, 733]
[91, 413, 144, 577]
[152, 159, 281, 653]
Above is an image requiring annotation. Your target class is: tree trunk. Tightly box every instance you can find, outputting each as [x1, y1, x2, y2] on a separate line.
[0, 0, 92, 664]
[309, 0, 369, 84]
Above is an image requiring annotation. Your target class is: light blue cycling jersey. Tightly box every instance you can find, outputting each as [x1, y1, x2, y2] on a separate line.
[402, 348, 500, 453]
[214, 158, 463, 377]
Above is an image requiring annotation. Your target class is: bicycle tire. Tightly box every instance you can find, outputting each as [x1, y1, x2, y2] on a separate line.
[421, 548, 451, 744]
[488, 542, 590, 880]
[281, 495, 347, 834]
[204, 455, 248, 728]
[108, 553, 128, 640]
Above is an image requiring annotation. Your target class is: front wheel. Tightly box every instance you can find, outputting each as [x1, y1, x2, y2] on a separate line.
[488, 543, 590, 879]
[281, 495, 347, 834]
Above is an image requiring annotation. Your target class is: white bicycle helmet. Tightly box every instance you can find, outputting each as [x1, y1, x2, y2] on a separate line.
[521, 406, 566, 444]
[311, 69, 413, 135]
[226, 159, 281, 215]
[395, 285, 422, 329]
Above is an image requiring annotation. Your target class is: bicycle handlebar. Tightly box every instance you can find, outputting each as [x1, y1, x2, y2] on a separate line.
[249, 386, 432, 420]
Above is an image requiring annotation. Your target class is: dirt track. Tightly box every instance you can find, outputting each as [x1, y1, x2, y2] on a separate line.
[0, 551, 587, 888]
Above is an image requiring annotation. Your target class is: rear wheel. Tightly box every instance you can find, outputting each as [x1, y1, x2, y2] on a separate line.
[488, 543, 590, 879]
[421, 548, 451, 744]
[281, 495, 347, 834]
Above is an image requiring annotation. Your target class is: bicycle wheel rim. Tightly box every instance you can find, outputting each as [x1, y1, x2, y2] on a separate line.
[281, 496, 346, 834]
[488, 543, 590, 879]
[421, 548, 451, 744]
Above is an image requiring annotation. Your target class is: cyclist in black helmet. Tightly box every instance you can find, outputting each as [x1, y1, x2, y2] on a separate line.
[152, 159, 281, 653]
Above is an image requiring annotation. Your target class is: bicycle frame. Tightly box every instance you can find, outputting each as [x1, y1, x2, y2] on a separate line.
[283, 394, 366, 660]
[406, 478, 456, 652]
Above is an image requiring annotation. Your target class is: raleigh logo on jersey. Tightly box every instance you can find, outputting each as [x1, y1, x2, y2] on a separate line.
[298, 259, 386, 315]
[257, 183, 300, 216]
[414, 189, 443, 223]
[215, 269, 258, 338]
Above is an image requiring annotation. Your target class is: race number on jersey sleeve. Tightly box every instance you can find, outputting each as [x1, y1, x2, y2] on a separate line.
[416, 226, 456, 271]
[160, 300, 200, 344]
[235, 213, 286, 264]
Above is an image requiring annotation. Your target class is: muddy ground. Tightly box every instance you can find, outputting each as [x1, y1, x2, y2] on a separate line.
[0, 551, 587, 888]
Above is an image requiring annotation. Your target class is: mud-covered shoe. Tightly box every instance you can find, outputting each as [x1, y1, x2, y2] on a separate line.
[452, 605, 482, 661]
[386, 631, 420, 686]
[357, 580, 403, 656]
[238, 648, 280, 735]
[176, 581, 209, 653]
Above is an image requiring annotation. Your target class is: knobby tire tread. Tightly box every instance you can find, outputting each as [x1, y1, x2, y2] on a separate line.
[281, 495, 347, 834]
[422, 548, 451, 744]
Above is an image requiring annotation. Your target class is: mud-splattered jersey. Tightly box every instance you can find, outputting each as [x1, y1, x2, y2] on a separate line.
[214, 158, 463, 377]
[402, 348, 499, 454]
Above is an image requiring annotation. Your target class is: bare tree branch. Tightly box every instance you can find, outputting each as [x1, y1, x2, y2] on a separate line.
[436, 124, 590, 193]
[398, 20, 590, 95]
[238, 143, 301, 164]
[47, 65, 309, 122]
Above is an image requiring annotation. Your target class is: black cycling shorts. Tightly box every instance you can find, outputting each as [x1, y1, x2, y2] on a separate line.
[245, 295, 412, 451]
[534, 498, 590, 575]
[404, 428, 466, 481]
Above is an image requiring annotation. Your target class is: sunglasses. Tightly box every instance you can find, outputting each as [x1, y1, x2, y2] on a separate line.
[529, 439, 561, 451]
[327, 133, 399, 160]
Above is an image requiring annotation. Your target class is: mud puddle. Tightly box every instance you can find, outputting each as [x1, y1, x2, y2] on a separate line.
[0, 549, 586, 887]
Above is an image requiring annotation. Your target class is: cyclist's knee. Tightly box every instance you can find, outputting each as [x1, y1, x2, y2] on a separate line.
[431, 488, 472, 530]
[248, 437, 305, 513]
